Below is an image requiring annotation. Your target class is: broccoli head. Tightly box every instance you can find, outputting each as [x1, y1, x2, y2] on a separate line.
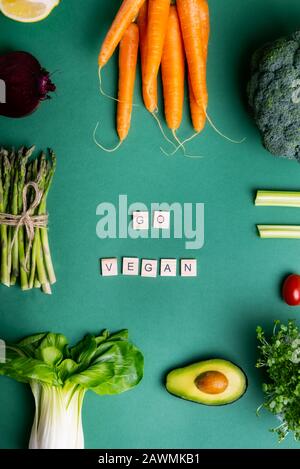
[248, 31, 300, 161]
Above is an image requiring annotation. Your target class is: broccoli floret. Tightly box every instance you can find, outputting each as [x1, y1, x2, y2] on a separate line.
[247, 31, 300, 161]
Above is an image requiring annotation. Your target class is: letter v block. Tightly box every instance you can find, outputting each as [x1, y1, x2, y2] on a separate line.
[101, 258, 118, 276]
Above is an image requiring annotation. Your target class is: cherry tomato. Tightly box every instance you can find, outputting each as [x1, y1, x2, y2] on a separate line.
[282, 274, 300, 306]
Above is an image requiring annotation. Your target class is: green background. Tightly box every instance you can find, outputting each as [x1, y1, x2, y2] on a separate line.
[0, 0, 299, 449]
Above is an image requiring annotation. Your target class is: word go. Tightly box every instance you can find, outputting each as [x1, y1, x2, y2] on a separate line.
[132, 211, 170, 230]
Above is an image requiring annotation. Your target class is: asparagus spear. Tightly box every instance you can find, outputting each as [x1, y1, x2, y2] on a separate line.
[0, 150, 11, 286]
[7, 148, 16, 280]
[17, 152, 29, 290]
[34, 153, 51, 294]
[39, 151, 56, 285]
[10, 152, 20, 285]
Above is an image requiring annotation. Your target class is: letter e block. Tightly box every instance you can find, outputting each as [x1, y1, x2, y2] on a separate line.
[122, 257, 139, 276]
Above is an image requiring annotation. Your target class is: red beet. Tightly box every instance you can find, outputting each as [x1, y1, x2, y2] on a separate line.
[0, 51, 56, 118]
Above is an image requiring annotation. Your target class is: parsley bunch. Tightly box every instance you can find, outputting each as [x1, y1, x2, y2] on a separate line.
[256, 320, 300, 442]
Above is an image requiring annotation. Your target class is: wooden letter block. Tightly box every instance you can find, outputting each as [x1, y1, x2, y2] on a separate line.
[160, 259, 177, 277]
[101, 258, 118, 276]
[133, 211, 149, 230]
[180, 259, 197, 277]
[141, 259, 158, 278]
[122, 257, 139, 276]
[153, 211, 170, 229]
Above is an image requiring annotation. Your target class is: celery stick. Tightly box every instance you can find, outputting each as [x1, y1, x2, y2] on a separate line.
[257, 225, 300, 239]
[255, 191, 300, 207]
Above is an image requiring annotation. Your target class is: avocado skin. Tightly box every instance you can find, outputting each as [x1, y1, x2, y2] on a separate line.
[166, 358, 248, 406]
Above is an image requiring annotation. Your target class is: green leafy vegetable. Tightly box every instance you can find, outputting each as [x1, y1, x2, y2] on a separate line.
[0, 329, 144, 449]
[256, 320, 300, 441]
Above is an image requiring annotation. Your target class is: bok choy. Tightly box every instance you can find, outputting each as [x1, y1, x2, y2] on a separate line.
[0, 329, 144, 449]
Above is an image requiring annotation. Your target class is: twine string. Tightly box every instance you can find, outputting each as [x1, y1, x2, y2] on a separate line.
[0, 182, 48, 272]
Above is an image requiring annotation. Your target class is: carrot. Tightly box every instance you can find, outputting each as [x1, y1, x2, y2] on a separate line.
[161, 74, 205, 156]
[188, 74, 206, 133]
[177, 0, 208, 109]
[117, 23, 139, 141]
[144, 0, 170, 111]
[98, 0, 145, 69]
[183, 0, 243, 144]
[137, 0, 158, 112]
[161, 5, 185, 133]
[187, 0, 209, 131]
[94, 23, 139, 151]
[199, 0, 210, 63]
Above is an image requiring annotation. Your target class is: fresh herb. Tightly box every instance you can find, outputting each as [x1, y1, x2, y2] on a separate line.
[256, 320, 300, 441]
[0, 329, 144, 449]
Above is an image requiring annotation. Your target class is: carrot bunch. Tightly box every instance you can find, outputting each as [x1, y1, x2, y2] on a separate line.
[97, 0, 210, 152]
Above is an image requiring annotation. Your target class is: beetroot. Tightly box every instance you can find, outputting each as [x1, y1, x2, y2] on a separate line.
[0, 51, 56, 118]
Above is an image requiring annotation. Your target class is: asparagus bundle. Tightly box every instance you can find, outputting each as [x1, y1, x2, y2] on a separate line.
[0, 146, 56, 294]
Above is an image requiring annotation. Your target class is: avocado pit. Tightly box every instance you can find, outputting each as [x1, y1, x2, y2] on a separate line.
[195, 370, 228, 395]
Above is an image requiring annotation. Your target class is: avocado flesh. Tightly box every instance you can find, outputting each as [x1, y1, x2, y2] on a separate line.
[166, 359, 247, 406]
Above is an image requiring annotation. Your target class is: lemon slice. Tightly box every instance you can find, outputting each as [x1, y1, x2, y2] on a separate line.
[0, 0, 59, 23]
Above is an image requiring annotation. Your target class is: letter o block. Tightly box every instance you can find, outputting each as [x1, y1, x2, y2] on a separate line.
[153, 211, 170, 229]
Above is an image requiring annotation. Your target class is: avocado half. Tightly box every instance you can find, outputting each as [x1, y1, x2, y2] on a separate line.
[166, 359, 247, 406]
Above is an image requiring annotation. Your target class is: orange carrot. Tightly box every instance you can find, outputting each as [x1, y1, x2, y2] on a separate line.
[161, 5, 185, 132]
[185, 2, 243, 144]
[188, 0, 209, 131]
[117, 23, 139, 141]
[94, 23, 139, 152]
[144, 0, 170, 111]
[177, 0, 208, 109]
[137, 0, 158, 112]
[188, 74, 206, 132]
[98, 0, 145, 69]
[199, 0, 210, 63]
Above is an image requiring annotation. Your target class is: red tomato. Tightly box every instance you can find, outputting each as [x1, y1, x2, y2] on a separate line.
[282, 274, 300, 306]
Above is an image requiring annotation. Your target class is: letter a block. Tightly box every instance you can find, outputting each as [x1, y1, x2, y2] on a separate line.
[160, 259, 177, 277]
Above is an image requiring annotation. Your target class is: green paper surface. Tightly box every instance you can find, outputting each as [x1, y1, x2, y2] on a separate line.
[0, 0, 299, 449]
